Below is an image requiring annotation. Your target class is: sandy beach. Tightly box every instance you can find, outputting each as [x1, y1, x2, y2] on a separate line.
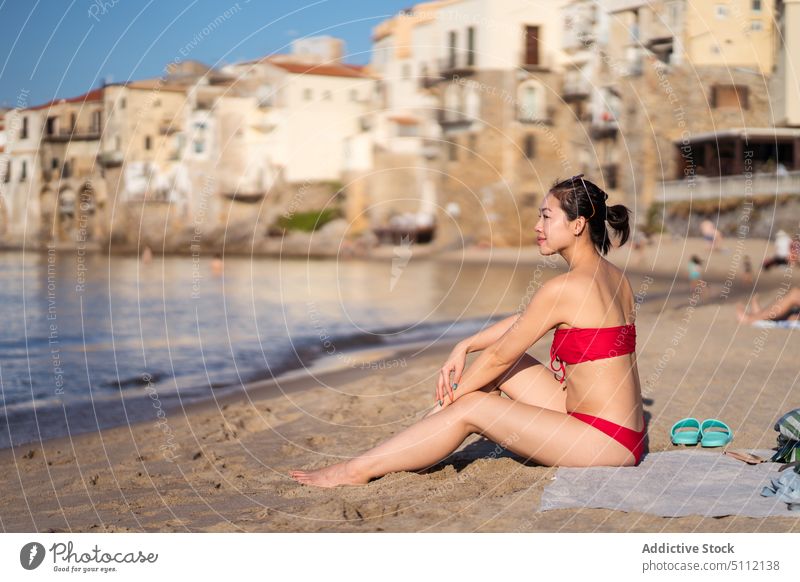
[1, 236, 799, 532]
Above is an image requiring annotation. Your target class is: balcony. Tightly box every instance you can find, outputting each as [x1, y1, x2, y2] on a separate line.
[437, 52, 476, 78]
[517, 106, 554, 126]
[220, 190, 266, 203]
[419, 74, 444, 89]
[590, 120, 618, 139]
[159, 121, 180, 135]
[195, 99, 216, 111]
[562, 77, 591, 102]
[437, 109, 472, 129]
[43, 127, 102, 142]
[590, 108, 619, 138]
[98, 150, 124, 167]
[659, 171, 800, 203]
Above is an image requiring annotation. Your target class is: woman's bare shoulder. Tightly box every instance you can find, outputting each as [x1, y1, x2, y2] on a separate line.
[541, 272, 589, 303]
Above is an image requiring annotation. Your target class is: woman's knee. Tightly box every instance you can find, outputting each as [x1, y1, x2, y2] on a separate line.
[453, 391, 499, 431]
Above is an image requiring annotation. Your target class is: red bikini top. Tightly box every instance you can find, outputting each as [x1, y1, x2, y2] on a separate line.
[549, 323, 636, 384]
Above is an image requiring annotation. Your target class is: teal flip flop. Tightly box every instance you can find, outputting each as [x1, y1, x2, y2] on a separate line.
[700, 419, 733, 447]
[670, 417, 701, 445]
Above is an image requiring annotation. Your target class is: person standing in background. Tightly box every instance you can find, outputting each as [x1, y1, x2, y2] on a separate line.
[700, 219, 724, 252]
[688, 254, 705, 296]
[763, 230, 791, 271]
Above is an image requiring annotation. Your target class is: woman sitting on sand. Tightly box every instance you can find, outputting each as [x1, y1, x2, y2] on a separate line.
[736, 288, 800, 323]
[290, 175, 646, 487]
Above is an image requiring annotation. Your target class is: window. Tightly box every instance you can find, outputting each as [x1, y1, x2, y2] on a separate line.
[350, 89, 358, 102]
[467, 26, 476, 66]
[448, 140, 458, 161]
[20, 160, 27, 181]
[3, 163, 9, 183]
[46, 116, 57, 136]
[51, 158, 59, 170]
[524, 25, 540, 66]
[323, 90, 332, 101]
[750, 19, 763, 31]
[468, 134, 477, 157]
[752, 0, 762, 12]
[396, 123, 418, 137]
[194, 140, 204, 154]
[145, 135, 152, 150]
[711, 84, 749, 109]
[603, 164, 619, 189]
[464, 83, 480, 118]
[668, 2, 681, 27]
[257, 84, 274, 107]
[448, 31, 457, 68]
[444, 83, 461, 121]
[91, 110, 102, 133]
[120, 97, 126, 109]
[21, 116, 28, 139]
[70, 113, 76, 130]
[524, 134, 536, 159]
[715, 4, 728, 19]
[518, 81, 544, 121]
[303, 88, 313, 100]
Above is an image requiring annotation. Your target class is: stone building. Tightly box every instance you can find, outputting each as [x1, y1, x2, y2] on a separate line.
[34, 88, 108, 246]
[346, 1, 457, 243]
[220, 37, 376, 241]
[0, 108, 8, 238]
[423, 0, 573, 248]
[561, 0, 781, 228]
[2, 102, 46, 247]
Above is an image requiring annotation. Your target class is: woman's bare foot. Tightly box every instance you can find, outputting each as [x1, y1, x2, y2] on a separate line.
[289, 460, 370, 488]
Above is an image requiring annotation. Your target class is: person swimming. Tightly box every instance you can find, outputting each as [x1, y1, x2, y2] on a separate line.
[290, 175, 645, 487]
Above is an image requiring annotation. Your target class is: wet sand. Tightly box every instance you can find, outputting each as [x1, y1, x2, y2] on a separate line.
[1, 236, 798, 532]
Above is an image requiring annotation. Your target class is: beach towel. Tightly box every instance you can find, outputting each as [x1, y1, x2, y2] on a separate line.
[538, 449, 794, 517]
[751, 320, 800, 329]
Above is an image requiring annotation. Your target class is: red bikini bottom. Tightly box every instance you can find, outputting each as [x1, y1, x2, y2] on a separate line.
[568, 411, 647, 465]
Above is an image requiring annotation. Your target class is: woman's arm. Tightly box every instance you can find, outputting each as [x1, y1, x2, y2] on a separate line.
[459, 313, 520, 353]
[441, 279, 569, 405]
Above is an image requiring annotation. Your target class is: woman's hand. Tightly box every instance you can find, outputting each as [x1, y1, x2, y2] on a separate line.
[436, 342, 467, 407]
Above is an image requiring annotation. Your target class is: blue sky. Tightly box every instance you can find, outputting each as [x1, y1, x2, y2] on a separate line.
[0, 0, 413, 108]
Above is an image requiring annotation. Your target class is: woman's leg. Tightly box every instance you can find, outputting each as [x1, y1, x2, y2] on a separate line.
[289, 395, 479, 487]
[421, 352, 564, 420]
[737, 287, 800, 323]
[490, 353, 567, 411]
[289, 391, 634, 488]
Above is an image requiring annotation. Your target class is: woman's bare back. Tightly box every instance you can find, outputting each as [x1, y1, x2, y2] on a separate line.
[557, 259, 643, 430]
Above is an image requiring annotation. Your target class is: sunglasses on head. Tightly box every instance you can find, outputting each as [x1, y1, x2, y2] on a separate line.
[570, 173, 595, 219]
